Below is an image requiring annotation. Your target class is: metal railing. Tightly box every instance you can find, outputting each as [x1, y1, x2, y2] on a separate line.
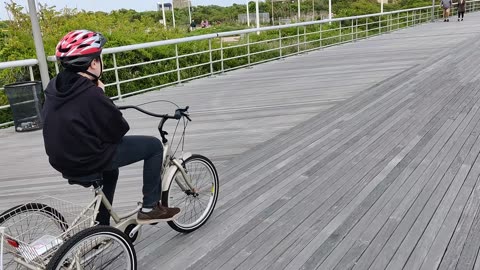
[0, 59, 39, 127]
[42, 1, 479, 101]
[1, 0, 479, 127]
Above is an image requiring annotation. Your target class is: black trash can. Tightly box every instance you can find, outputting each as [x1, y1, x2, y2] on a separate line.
[4, 81, 44, 132]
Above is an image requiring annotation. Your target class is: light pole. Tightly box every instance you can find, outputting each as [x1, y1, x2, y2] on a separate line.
[297, 0, 301, 22]
[312, 0, 315, 21]
[272, 0, 274, 25]
[255, 0, 260, 29]
[27, 0, 49, 89]
[328, 0, 332, 24]
[246, 0, 250, 26]
[161, 0, 166, 29]
[188, 0, 192, 25]
[381, 0, 384, 13]
[431, 0, 436, 21]
[172, 1, 176, 28]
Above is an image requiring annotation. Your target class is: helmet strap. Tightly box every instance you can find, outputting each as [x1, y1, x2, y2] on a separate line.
[81, 58, 103, 83]
[82, 70, 99, 83]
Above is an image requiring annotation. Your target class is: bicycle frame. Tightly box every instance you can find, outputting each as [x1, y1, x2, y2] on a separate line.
[161, 143, 194, 193]
[70, 134, 195, 238]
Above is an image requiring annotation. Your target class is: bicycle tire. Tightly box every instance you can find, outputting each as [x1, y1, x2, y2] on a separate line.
[47, 225, 137, 270]
[162, 154, 219, 233]
[0, 203, 68, 270]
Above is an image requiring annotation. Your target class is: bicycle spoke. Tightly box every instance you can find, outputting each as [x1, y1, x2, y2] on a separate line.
[165, 155, 218, 232]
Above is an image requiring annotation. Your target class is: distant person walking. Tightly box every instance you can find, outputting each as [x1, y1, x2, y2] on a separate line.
[190, 20, 197, 31]
[457, 0, 466, 21]
[441, 0, 452, 22]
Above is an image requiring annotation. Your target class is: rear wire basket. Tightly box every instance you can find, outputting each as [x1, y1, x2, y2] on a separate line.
[0, 196, 96, 269]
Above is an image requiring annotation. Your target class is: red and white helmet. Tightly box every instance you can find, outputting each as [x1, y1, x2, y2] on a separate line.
[55, 30, 107, 70]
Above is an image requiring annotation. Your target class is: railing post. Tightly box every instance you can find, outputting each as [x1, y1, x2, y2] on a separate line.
[112, 53, 122, 101]
[366, 17, 369, 37]
[398, 12, 400, 29]
[320, 23, 323, 48]
[175, 44, 181, 84]
[209, 39, 213, 76]
[29, 66, 34, 81]
[304, 26, 307, 51]
[279, 29, 283, 58]
[247, 33, 251, 67]
[389, 14, 392, 32]
[339, 21, 342, 43]
[54, 62, 59, 74]
[379, 15, 381, 34]
[431, 0, 435, 21]
[351, 19, 354, 42]
[220, 38, 224, 73]
[297, 26, 300, 54]
[355, 18, 358, 41]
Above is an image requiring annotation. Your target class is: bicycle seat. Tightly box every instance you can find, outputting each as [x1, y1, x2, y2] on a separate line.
[62, 173, 103, 188]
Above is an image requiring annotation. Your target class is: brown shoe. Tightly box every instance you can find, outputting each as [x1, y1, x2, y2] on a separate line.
[137, 203, 181, 224]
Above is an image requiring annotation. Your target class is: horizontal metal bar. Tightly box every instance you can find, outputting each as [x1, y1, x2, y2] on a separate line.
[103, 55, 177, 72]
[0, 59, 38, 69]
[216, 42, 250, 51]
[223, 62, 251, 72]
[0, 121, 13, 127]
[112, 82, 177, 99]
[105, 69, 177, 87]
[178, 62, 211, 71]
[179, 49, 211, 58]
[219, 54, 248, 62]
[249, 47, 284, 57]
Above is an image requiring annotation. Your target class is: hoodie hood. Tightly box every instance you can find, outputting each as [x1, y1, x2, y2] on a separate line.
[44, 71, 96, 110]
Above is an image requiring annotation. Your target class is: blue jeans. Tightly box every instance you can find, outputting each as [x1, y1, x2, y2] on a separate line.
[96, 135, 163, 225]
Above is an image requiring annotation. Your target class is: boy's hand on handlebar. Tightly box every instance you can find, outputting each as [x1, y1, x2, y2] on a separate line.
[175, 107, 191, 121]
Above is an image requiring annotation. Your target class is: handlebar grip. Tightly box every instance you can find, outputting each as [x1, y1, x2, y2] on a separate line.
[174, 110, 182, 120]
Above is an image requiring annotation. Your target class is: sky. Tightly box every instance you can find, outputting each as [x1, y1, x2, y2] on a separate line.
[0, 0, 252, 20]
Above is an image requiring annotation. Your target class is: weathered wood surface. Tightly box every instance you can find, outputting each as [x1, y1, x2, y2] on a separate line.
[1, 14, 480, 269]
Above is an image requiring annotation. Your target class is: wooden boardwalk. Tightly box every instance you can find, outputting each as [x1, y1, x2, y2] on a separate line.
[2, 13, 480, 269]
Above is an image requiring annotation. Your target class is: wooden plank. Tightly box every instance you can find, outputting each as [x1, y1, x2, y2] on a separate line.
[289, 78, 480, 270]
[234, 55, 474, 270]
[280, 37, 480, 268]
[317, 87, 480, 269]
[418, 139, 480, 270]
[330, 88, 478, 270]
[360, 99, 480, 269]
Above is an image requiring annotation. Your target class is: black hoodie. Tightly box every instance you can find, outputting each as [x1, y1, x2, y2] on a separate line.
[42, 71, 130, 176]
